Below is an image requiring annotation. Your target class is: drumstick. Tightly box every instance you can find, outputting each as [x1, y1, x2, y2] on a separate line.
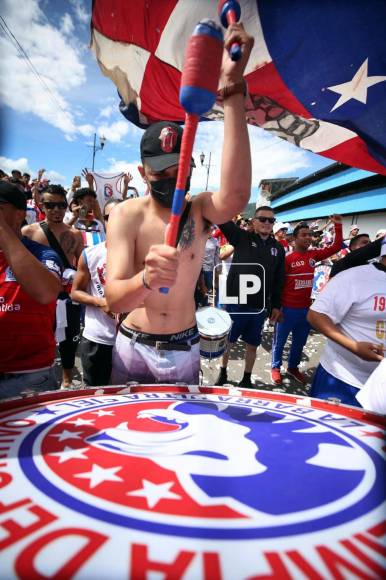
[160, 20, 223, 294]
[218, 0, 242, 61]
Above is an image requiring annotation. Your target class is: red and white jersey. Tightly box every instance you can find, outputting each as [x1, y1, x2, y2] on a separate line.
[0, 238, 61, 373]
[281, 224, 343, 308]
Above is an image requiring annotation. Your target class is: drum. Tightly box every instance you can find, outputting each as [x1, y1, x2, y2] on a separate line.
[0, 386, 385, 579]
[196, 306, 232, 358]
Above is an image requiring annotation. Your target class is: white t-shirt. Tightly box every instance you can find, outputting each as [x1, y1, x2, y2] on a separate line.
[202, 237, 219, 272]
[82, 242, 116, 345]
[310, 264, 386, 389]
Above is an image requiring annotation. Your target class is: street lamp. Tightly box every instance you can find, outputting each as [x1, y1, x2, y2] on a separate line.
[91, 133, 107, 171]
[200, 151, 212, 191]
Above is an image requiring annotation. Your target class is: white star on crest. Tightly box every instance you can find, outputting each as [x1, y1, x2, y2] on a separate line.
[68, 418, 95, 427]
[49, 446, 89, 463]
[74, 464, 123, 488]
[49, 430, 84, 442]
[127, 480, 181, 509]
[91, 409, 115, 417]
[327, 58, 386, 112]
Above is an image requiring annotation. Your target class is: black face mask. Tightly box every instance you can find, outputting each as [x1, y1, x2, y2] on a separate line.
[150, 176, 191, 209]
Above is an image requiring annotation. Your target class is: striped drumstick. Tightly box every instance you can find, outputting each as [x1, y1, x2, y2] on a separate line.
[218, 0, 242, 61]
[160, 20, 223, 293]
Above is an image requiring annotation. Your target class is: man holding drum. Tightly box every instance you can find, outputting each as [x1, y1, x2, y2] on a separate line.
[106, 23, 254, 385]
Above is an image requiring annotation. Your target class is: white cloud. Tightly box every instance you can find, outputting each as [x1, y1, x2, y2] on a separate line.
[44, 170, 66, 182]
[0, 156, 31, 175]
[60, 13, 75, 36]
[0, 155, 65, 182]
[69, 0, 90, 25]
[78, 124, 95, 137]
[190, 121, 312, 193]
[96, 121, 130, 143]
[0, 0, 91, 138]
[99, 104, 115, 119]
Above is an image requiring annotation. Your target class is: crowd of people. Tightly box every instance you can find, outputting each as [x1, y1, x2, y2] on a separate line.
[0, 22, 384, 412]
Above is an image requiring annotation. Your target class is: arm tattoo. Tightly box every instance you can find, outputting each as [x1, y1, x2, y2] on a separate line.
[58, 230, 77, 256]
[178, 217, 195, 250]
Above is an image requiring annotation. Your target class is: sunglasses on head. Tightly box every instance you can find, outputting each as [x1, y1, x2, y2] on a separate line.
[43, 201, 67, 209]
[255, 216, 276, 224]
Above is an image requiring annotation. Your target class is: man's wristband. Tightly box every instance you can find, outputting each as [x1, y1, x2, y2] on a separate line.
[218, 79, 248, 101]
[142, 269, 152, 290]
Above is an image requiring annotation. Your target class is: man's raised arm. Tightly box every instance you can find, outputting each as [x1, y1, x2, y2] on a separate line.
[200, 23, 254, 225]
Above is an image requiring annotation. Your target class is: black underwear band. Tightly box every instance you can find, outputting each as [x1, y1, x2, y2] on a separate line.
[119, 324, 199, 346]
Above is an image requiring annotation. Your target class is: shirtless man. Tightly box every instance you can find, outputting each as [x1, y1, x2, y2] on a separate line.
[106, 23, 254, 385]
[22, 184, 84, 387]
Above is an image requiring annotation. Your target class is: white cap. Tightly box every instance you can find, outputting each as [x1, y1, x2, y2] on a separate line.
[273, 221, 287, 234]
[350, 224, 359, 233]
[375, 228, 386, 238]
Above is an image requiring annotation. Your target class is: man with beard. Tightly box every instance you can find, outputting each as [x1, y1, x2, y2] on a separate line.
[106, 23, 254, 385]
[22, 184, 83, 388]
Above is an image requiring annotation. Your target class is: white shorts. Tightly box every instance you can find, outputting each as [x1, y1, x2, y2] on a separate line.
[111, 327, 201, 385]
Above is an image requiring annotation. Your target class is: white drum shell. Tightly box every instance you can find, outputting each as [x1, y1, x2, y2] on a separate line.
[196, 307, 232, 358]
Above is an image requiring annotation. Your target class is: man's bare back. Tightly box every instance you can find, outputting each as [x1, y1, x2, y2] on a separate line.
[118, 195, 210, 334]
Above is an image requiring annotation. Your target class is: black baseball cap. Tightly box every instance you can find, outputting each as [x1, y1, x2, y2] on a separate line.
[0, 181, 27, 210]
[140, 121, 195, 171]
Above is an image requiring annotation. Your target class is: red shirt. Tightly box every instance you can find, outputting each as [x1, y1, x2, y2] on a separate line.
[213, 228, 228, 247]
[0, 239, 61, 372]
[281, 224, 343, 308]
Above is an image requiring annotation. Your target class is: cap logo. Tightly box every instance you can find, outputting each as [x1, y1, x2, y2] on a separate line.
[159, 126, 177, 153]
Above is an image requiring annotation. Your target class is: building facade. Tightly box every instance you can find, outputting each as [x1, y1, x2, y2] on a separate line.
[259, 163, 386, 239]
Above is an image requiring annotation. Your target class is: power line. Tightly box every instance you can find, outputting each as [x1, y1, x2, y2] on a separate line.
[0, 14, 68, 115]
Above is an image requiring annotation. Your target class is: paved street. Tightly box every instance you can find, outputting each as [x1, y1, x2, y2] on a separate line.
[201, 325, 326, 396]
[56, 326, 326, 396]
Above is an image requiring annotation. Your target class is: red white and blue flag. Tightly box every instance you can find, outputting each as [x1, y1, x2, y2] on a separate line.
[91, 0, 386, 175]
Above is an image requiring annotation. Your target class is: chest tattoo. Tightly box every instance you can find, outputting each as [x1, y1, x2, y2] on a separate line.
[178, 217, 195, 251]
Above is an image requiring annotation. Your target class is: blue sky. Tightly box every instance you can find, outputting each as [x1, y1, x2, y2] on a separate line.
[0, 0, 332, 200]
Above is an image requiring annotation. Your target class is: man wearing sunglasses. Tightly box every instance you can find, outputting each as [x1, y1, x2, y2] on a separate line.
[22, 185, 84, 388]
[216, 206, 285, 388]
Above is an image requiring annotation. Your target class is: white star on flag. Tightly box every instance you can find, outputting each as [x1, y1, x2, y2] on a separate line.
[49, 446, 89, 463]
[327, 58, 386, 112]
[68, 418, 95, 427]
[127, 480, 181, 508]
[74, 464, 123, 488]
[91, 409, 115, 417]
[49, 430, 84, 442]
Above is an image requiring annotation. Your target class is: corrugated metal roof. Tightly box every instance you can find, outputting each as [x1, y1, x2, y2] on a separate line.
[271, 167, 374, 209]
[274, 186, 386, 221]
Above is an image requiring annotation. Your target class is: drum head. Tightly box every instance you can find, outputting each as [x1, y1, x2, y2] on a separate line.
[196, 306, 232, 338]
[1, 386, 385, 578]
